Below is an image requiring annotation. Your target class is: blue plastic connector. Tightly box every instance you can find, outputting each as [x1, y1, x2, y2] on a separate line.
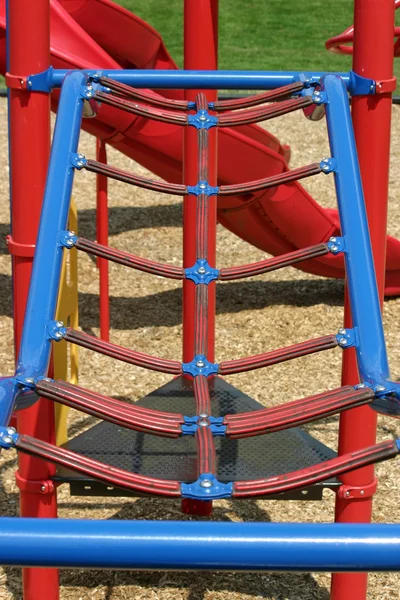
[348, 71, 375, 96]
[47, 320, 67, 342]
[181, 473, 233, 500]
[181, 416, 226, 436]
[70, 153, 87, 169]
[27, 67, 55, 92]
[188, 110, 218, 129]
[320, 157, 337, 174]
[187, 181, 219, 196]
[59, 230, 77, 249]
[327, 236, 346, 255]
[336, 327, 356, 349]
[182, 355, 219, 378]
[0, 426, 18, 450]
[185, 259, 219, 285]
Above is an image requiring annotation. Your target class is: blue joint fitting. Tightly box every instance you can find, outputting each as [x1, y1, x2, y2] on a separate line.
[16, 376, 36, 390]
[327, 236, 346, 255]
[47, 320, 67, 342]
[320, 157, 337, 174]
[185, 259, 219, 285]
[349, 71, 375, 96]
[81, 83, 95, 100]
[336, 327, 356, 349]
[27, 67, 55, 92]
[182, 355, 219, 378]
[181, 473, 233, 500]
[0, 426, 19, 450]
[187, 181, 219, 196]
[59, 230, 77, 249]
[181, 416, 226, 436]
[70, 153, 87, 169]
[312, 90, 327, 105]
[188, 110, 218, 130]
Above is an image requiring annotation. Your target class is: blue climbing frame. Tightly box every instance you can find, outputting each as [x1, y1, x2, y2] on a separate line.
[1, 67, 400, 567]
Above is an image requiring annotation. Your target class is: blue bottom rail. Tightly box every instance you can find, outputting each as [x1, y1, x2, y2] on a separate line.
[1, 519, 400, 571]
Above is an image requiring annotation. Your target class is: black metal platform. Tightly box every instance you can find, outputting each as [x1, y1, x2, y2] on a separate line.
[54, 376, 340, 500]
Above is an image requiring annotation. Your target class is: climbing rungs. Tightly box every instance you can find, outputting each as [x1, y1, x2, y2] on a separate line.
[218, 335, 339, 375]
[99, 76, 191, 111]
[83, 159, 186, 195]
[225, 386, 375, 438]
[36, 379, 184, 437]
[16, 434, 181, 497]
[94, 91, 188, 125]
[212, 81, 305, 111]
[75, 237, 184, 279]
[219, 163, 321, 199]
[232, 439, 399, 497]
[219, 243, 330, 280]
[64, 329, 182, 375]
[218, 96, 314, 127]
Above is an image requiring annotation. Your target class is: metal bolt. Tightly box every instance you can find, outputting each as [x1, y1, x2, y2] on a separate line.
[54, 331, 63, 340]
[198, 419, 208, 427]
[330, 245, 338, 252]
[199, 413, 208, 418]
[199, 115, 207, 121]
[355, 383, 366, 389]
[76, 160, 84, 167]
[375, 385, 386, 393]
[198, 266, 206, 275]
[66, 239, 74, 247]
[338, 328, 346, 335]
[2, 435, 13, 445]
[56, 321, 64, 328]
[199, 183, 206, 189]
[200, 479, 213, 488]
[329, 237, 337, 243]
[6, 428, 16, 435]
[43, 378, 52, 382]
[345, 490, 350, 497]
[360, 490, 365, 496]
[196, 360, 205, 368]
[339, 337, 348, 346]
[78, 154, 84, 159]
[25, 378, 35, 385]
[41, 485, 46, 493]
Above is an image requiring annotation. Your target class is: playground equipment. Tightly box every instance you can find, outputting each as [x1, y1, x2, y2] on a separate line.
[1, 2, 400, 600]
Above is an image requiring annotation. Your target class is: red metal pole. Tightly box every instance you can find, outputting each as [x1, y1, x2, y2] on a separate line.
[331, 2, 394, 599]
[181, 0, 218, 517]
[96, 138, 110, 342]
[7, 0, 59, 598]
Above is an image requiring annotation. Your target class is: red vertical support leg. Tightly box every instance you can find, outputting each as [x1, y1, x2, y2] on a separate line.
[181, 0, 218, 517]
[7, 0, 59, 598]
[331, 2, 394, 599]
[96, 138, 110, 342]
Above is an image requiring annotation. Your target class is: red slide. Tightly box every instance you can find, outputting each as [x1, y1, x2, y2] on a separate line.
[1, 0, 399, 293]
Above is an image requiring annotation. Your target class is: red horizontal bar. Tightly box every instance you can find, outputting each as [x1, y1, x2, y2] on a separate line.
[64, 329, 182, 375]
[84, 160, 186, 195]
[219, 244, 329, 281]
[218, 163, 321, 200]
[95, 91, 188, 125]
[99, 76, 190, 110]
[218, 96, 313, 127]
[36, 379, 183, 438]
[219, 335, 338, 375]
[233, 440, 398, 498]
[16, 435, 181, 497]
[225, 387, 374, 438]
[75, 237, 184, 279]
[213, 82, 305, 111]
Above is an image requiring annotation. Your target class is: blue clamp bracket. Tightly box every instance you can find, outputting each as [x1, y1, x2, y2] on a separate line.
[182, 355, 219, 378]
[181, 473, 233, 500]
[312, 90, 327, 105]
[187, 181, 219, 196]
[348, 71, 375, 96]
[336, 327, 357, 349]
[320, 157, 337, 174]
[188, 110, 218, 130]
[47, 320, 67, 342]
[185, 259, 219, 285]
[181, 416, 226, 436]
[59, 230, 77, 249]
[70, 153, 87, 169]
[0, 426, 18, 450]
[27, 67, 55, 92]
[327, 236, 346, 255]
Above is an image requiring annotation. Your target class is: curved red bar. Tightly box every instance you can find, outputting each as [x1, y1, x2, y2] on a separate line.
[233, 440, 398, 497]
[16, 435, 181, 497]
[95, 91, 188, 125]
[219, 335, 338, 375]
[75, 237, 184, 279]
[225, 387, 374, 438]
[219, 244, 329, 281]
[218, 163, 321, 201]
[99, 76, 191, 110]
[64, 329, 182, 375]
[36, 379, 184, 438]
[84, 159, 186, 196]
[213, 82, 305, 111]
[218, 97, 313, 127]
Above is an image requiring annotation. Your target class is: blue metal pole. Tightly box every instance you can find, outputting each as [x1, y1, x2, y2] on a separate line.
[323, 74, 390, 385]
[16, 71, 86, 381]
[48, 69, 351, 90]
[0, 519, 399, 571]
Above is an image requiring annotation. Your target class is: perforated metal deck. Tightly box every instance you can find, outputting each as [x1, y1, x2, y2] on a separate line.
[54, 377, 340, 500]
